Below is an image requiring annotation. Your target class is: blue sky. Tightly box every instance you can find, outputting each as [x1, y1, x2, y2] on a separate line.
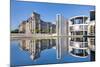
[11, 0, 95, 30]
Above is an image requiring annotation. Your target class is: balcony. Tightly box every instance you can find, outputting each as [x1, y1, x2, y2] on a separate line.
[70, 24, 88, 32]
[70, 41, 88, 49]
[70, 48, 89, 57]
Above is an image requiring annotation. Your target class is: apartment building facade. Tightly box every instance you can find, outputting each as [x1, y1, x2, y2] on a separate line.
[68, 16, 89, 57]
[19, 21, 26, 33]
[19, 12, 56, 34]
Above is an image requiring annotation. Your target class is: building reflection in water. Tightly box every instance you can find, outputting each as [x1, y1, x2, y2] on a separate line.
[17, 10, 95, 61]
[68, 16, 90, 58]
[19, 39, 56, 60]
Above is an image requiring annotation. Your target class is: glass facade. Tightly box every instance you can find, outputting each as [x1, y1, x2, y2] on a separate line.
[71, 17, 88, 24]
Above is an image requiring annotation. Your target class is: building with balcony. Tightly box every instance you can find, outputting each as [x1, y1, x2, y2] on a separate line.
[68, 16, 89, 57]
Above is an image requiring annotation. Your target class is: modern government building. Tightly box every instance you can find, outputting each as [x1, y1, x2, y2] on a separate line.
[18, 10, 95, 59]
[68, 10, 95, 58]
[68, 16, 89, 57]
[19, 12, 56, 34]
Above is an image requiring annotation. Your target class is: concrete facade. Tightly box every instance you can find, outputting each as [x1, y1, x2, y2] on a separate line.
[68, 16, 89, 57]
[19, 12, 56, 34]
[56, 14, 69, 59]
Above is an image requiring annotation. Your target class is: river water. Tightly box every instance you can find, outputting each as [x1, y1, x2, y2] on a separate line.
[10, 38, 90, 66]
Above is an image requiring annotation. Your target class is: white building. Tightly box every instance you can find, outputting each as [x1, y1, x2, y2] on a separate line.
[56, 14, 68, 59]
[68, 16, 89, 58]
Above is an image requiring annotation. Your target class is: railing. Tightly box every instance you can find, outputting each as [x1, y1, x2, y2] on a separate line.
[70, 25, 88, 31]
[70, 41, 88, 49]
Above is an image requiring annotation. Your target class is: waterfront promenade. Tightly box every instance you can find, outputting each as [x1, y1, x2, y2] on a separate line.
[11, 33, 86, 39]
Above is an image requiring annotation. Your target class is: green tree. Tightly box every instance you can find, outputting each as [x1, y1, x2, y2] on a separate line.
[11, 29, 19, 33]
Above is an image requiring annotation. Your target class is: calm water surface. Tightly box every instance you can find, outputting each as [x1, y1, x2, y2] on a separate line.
[10, 38, 90, 66]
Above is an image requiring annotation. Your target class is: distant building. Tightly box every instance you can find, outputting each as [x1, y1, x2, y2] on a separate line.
[56, 14, 63, 59]
[19, 12, 56, 34]
[19, 21, 26, 33]
[56, 14, 69, 59]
